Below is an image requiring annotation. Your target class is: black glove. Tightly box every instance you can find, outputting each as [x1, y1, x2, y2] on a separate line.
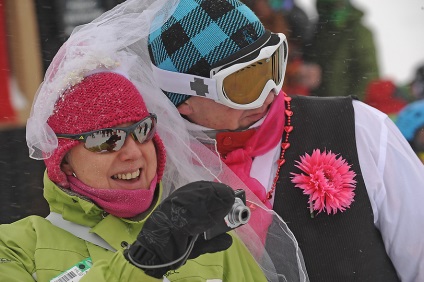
[124, 181, 235, 278]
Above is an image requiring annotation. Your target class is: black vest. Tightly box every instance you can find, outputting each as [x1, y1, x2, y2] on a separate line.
[272, 96, 399, 281]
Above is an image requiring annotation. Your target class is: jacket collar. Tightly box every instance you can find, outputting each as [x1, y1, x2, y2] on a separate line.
[43, 170, 162, 227]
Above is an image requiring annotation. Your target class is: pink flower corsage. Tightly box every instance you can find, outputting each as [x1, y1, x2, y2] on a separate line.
[291, 149, 356, 217]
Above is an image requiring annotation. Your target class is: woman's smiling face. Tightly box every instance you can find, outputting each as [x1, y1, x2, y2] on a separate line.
[62, 122, 157, 190]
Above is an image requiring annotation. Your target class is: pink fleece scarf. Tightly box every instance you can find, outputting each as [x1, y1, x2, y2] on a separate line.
[67, 174, 158, 218]
[218, 92, 286, 208]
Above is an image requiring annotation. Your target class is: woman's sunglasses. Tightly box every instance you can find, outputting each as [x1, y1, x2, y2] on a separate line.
[56, 114, 157, 153]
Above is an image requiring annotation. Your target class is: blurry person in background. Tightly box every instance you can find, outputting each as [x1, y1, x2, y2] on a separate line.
[243, 0, 290, 34]
[392, 64, 424, 103]
[404, 65, 424, 102]
[243, 0, 321, 96]
[409, 64, 424, 101]
[304, 0, 380, 100]
[363, 79, 408, 121]
[395, 99, 424, 164]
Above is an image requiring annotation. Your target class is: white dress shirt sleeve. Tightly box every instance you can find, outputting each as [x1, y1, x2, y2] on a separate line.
[354, 101, 424, 282]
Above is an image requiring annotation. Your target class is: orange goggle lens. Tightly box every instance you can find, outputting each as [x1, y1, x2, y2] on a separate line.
[222, 46, 282, 104]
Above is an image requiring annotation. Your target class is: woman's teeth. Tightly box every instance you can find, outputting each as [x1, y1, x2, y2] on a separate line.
[113, 169, 140, 180]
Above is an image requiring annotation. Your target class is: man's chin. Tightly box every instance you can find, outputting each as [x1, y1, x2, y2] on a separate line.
[237, 118, 263, 131]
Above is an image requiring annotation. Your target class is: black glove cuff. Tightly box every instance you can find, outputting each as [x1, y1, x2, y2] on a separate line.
[124, 235, 199, 278]
[125, 241, 155, 265]
[124, 241, 166, 278]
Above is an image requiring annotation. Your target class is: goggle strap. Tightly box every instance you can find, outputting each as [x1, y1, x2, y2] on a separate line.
[152, 64, 219, 101]
[210, 30, 273, 73]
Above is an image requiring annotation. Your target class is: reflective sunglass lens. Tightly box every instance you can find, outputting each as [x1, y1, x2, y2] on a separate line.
[134, 118, 155, 144]
[85, 130, 125, 153]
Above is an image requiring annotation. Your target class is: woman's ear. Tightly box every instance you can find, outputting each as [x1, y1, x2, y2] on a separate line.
[61, 154, 74, 176]
[177, 100, 193, 115]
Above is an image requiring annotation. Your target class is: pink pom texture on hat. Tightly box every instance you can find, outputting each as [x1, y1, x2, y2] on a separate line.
[45, 72, 166, 188]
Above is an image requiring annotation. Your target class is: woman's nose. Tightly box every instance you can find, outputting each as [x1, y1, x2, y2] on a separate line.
[118, 134, 143, 160]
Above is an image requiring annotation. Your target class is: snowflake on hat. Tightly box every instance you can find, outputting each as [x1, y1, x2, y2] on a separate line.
[290, 149, 356, 217]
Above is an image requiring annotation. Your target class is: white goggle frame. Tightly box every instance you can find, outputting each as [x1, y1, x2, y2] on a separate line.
[151, 32, 288, 110]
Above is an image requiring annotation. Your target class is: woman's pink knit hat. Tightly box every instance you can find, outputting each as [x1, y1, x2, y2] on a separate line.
[44, 72, 166, 188]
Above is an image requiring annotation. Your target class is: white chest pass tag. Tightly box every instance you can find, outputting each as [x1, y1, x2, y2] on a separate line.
[50, 258, 93, 282]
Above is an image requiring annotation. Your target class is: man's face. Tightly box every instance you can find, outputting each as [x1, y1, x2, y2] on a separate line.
[178, 91, 276, 131]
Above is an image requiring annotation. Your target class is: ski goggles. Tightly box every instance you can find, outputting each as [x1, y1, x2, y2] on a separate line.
[56, 114, 157, 153]
[152, 31, 288, 110]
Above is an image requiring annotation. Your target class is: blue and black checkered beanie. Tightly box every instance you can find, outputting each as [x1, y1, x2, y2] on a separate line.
[148, 0, 265, 107]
